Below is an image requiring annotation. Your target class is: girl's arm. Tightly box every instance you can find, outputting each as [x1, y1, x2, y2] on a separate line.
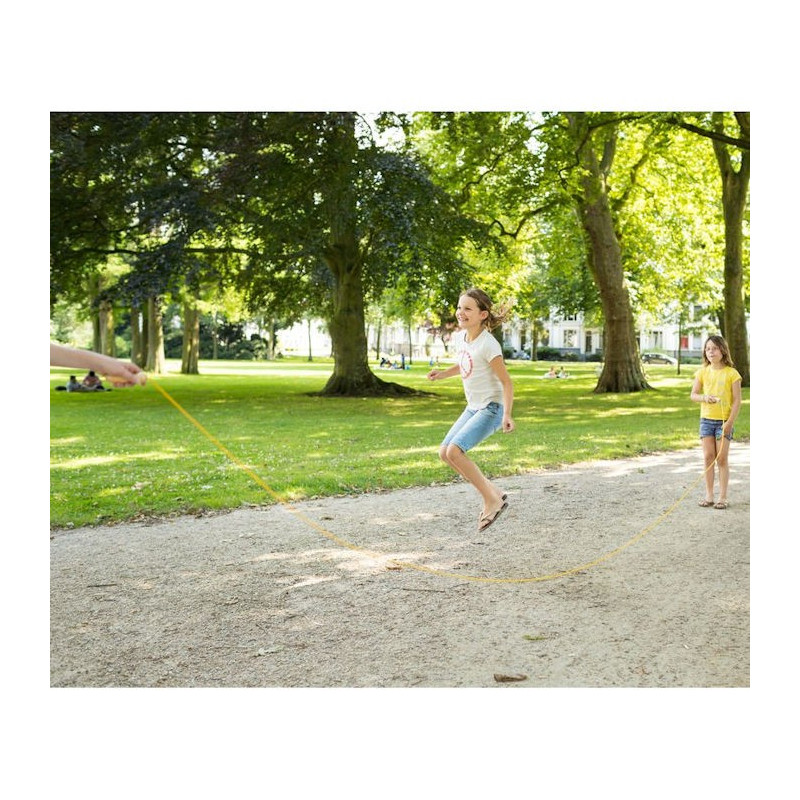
[723, 379, 742, 435]
[490, 356, 515, 432]
[691, 374, 717, 404]
[427, 364, 460, 381]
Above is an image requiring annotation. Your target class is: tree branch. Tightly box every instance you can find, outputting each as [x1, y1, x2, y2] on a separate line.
[666, 115, 750, 150]
[488, 201, 557, 239]
[456, 149, 506, 206]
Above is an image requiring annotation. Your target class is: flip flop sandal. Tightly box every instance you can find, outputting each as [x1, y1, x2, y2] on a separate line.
[713, 500, 729, 509]
[479, 493, 508, 520]
[698, 499, 715, 507]
[478, 501, 509, 532]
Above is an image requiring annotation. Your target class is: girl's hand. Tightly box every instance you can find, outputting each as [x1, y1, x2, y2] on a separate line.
[723, 422, 733, 438]
[502, 416, 515, 433]
[427, 370, 442, 381]
[706, 395, 719, 403]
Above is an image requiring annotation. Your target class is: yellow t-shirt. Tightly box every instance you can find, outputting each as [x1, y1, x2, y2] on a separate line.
[694, 364, 742, 420]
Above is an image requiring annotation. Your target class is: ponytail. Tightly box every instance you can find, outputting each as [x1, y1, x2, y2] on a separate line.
[462, 288, 509, 331]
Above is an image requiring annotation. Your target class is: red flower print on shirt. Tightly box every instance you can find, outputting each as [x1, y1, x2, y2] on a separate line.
[459, 350, 473, 380]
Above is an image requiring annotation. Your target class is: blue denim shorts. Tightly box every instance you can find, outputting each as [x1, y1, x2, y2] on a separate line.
[699, 417, 733, 441]
[441, 402, 504, 452]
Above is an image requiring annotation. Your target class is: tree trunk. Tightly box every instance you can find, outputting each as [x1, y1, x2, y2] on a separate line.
[145, 296, 166, 374]
[321, 247, 414, 395]
[712, 112, 750, 387]
[267, 317, 276, 360]
[318, 113, 417, 397]
[98, 299, 115, 356]
[181, 298, 200, 374]
[88, 273, 102, 352]
[307, 318, 313, 362]
[211, 312, 219, 360]
[130, 306, 146, 367]
[567, 114, 650, 393]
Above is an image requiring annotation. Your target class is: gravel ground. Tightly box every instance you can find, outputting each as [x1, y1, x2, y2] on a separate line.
[50, 444, 749, 688]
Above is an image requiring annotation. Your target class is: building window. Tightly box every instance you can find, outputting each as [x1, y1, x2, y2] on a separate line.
[563, 329, 577, 348]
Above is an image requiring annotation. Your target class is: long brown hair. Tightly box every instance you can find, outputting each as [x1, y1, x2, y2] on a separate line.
[461, 288, 509, 332]
[702, 335, 735, 368]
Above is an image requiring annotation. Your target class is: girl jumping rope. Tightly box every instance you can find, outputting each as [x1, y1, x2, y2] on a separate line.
[690, 335, 742, 509]
[427, 288, 515, 531]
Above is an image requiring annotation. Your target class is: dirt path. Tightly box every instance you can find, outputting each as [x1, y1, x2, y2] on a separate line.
[50, 445, 749, 688]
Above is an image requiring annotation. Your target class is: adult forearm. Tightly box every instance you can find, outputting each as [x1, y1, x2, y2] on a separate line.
[50, 343, 97, 370]
[50, 342, 145, 387]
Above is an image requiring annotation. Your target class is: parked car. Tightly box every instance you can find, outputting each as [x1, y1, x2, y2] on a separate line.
[641, 352, 677, 365]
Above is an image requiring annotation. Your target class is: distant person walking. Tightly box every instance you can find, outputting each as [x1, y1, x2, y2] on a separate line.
[691, 335, 742, 509]
[427, 288, 515, 531]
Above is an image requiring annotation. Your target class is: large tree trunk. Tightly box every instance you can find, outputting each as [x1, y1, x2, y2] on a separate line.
[181, 298, 200, 374]
[318, 113, 416, 397]
[321, 245, 415, 396]
[98, 298, 115, 356]
[130, 306, 146, 367]
[144, 295, 166, 374]
[568, 114, 650, 393]
[712, 112, 750, 387]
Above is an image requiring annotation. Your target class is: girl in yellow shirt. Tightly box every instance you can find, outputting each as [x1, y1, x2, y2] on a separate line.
[690, 335, 742, 509]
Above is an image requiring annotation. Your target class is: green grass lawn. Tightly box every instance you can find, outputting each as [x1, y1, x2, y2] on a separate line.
[50, 357, 750, 528]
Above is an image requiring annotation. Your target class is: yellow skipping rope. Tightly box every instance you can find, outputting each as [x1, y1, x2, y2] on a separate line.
[149, 377, 720, 585]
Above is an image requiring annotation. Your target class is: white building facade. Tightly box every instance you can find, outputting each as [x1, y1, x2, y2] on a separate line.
[504, 306, 720, 361]
[276, 307, 722, 363]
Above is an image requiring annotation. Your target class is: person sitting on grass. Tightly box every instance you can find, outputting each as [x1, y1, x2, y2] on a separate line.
[82, 370, 105, 390]
[55, 375, 84, 392]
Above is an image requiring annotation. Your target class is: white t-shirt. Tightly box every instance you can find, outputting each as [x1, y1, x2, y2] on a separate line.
[455, 329, 504, 410]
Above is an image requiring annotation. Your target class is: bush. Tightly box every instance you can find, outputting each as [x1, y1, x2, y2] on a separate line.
[536, 347, 563, 361]
[164, 329, 183, 358]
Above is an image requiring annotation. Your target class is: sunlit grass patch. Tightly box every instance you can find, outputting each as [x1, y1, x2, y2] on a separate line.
[50, 358, 749, 527]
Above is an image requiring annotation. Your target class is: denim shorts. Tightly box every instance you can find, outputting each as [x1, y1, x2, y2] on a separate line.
[441, 402, 504, 452]
[699, 417, 733, 441]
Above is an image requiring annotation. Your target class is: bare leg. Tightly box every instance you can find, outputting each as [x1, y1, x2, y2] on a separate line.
[701, 436, 717, 503]
[716, 436, 732, 503]
[441, 444, 505, 517]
